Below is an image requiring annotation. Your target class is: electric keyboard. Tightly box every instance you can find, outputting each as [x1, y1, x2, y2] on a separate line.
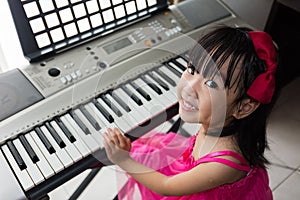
[0, 0, 254, 199]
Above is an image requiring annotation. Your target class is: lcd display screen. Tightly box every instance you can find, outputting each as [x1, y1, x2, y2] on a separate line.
[103, 37, 132, 54]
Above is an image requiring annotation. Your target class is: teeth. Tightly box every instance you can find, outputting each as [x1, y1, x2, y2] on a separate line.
[183, 100, 197, 111]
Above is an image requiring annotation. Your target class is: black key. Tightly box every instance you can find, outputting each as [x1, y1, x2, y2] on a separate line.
[35, 127, 56, 154]
[130, 81, 151, 101]
[110, 91, 131, 112]
[55, 118, 76, 143]
[70, 110, 91, 135]
[172, 58, 187, 71]
[155, 68, 176, 87]
[148, 71, 169, 91]
[121, 85, 143, 106]
[19, 135, 39, 163]
[79, 105, 101, 130]
[101, 94, 122, 117]
[45, 122, 66, 148]
[166, 63, 181, 77]
[93, 99, 114, 123]
[7, 140, 27, 170]
[141, 75, 162, 95]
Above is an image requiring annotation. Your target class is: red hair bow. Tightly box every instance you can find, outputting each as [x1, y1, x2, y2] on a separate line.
[247, 31, 277, 104]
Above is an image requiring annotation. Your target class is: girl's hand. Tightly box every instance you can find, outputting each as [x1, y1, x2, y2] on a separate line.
[104, 128, 132, 165]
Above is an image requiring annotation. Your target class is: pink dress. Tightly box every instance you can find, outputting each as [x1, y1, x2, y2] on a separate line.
[118, 132, 273, 200]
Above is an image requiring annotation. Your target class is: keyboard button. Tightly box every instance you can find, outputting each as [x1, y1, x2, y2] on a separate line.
[93, 99, 114, 123]
[70, 110, 91, 135]
[79, 105, 101, 131]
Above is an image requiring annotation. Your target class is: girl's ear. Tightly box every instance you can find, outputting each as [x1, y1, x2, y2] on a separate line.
[232, 98, 260, 119]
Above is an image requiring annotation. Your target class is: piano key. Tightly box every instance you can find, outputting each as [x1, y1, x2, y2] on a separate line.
[25, 133, 55, 179]
[155, 67, 177, 87]
[70, 110, 91, 135]
[121, 84, 143, 106]
[134, 78, 171, 108]
[60, 115, 92, 156]
[30, 131, 64, 173]
[110, 90, 131, 112]
[148, 71, 169, 91]
[35, 127, 55, 154]
[45, 122, 66, 148]
[145, 73, 178, 105]
[166, 62, 182, 77]
[141, 75, 162, 95]
[64, 114, 100, 153]
[130, 81, 151, 101]
[101, 94, 122, 117]
[96, 97, 132, 133]
[19, 134, 39, 163]
[113, 87, 151, 124]
[174, 57, 188, 71]
[105, 93, 141, 129]
[2, 145, 34, 191]
[93, 99, 114, 123]
[55, 117, 76, 143]
[13, 139, 44, 185]
[40, 126, 73, 168]
[7, 140, 26, 170]
[159, 65, 181, 83]
[86, 102, 116, 130]
[125, 83, 163, 117]
[50, 121, 82, 162]
[151, 70, 177, 96]
[73, 109, 105, 148]
[0, 148, 28, 199]
[79, 105, 101, 130]
[168, 61, 185, 74]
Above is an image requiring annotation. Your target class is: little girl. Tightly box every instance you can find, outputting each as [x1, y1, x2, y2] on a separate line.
[103, 26, 278, 199]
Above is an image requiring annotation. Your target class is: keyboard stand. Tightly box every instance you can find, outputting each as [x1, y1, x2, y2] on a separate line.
[69, 117, 184, 200]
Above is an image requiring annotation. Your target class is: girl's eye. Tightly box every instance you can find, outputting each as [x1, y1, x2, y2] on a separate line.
[205, 80, 218, 88]
[187, 66, 196, 75]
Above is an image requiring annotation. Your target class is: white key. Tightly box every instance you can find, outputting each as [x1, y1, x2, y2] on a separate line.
[25, 133, 55, 179]
[144, 74, 177, 105]
[125, 83, 163, 117]
[152, 70, 178, 96]
[105, 93, 139, 129]
[134, 78, 171, 108]
[74, 109, 104, 148]
[2, 145, 34, 191]
[40, 126, 73, 168]
[96, 98, 132, 133]
[13, 139, 44, 185]
[86, 103, 117, 130]
[113, 88, 151, 125]
[159, 65, 181, 83]
[30, 131, 64, 173]
[64, 113, 100, 152]
[50, 120, 83, 162]
[175, 57, 188, 70]
[60, 115, 91, 157]
[168, 61, 185, 73]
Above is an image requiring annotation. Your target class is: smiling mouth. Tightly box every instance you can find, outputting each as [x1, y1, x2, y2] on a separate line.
[182, 99, 198, 111]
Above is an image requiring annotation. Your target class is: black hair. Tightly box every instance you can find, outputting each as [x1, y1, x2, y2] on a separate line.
[188, 25, 280, 168]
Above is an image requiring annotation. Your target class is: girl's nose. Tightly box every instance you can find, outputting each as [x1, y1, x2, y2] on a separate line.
[182, 78, 198, 98]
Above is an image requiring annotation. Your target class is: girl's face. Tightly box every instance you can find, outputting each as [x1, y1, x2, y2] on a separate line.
[177, 63, 239, 131]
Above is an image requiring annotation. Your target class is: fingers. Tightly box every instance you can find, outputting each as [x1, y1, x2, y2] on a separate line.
[104, 128, 131, 151]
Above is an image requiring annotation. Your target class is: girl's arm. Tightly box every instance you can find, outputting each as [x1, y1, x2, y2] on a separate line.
[104, 128, 241, 196]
